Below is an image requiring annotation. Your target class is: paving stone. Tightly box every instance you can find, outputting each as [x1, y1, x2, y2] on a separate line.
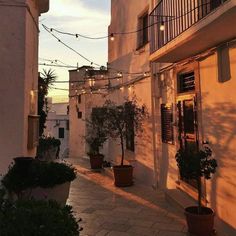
[127, 225, 158, 236]
[152, 222, 185, 231]
[157, 230, 188, 236]
[101, 222, 131, 232]
[67, 158, 186, 236]
[95, 229, 110, 236]
[107, 231, 131, 236]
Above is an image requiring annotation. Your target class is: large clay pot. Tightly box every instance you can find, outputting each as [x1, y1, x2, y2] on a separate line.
[113, 165, 133, 187]
[185, 206, 215, 236]
[89, 154, 104, 169]
[23, 182, 71, 205]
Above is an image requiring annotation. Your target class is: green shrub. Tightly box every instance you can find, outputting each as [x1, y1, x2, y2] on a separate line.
[0, 198, 80, 236]
[2, 160, 77, 194]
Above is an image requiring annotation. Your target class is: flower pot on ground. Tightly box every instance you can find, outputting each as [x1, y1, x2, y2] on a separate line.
[103, 98, 148, 187]
[113, 165, 133, 187]
[88, 153, 104, 169]
[175, 146, 217, 236]
[1, 159, 76, 204]
[85, 107, 108, 169]
[37, 136, 61, 161]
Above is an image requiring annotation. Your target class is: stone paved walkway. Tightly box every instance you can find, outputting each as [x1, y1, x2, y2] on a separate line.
[67, 158, 187, 236]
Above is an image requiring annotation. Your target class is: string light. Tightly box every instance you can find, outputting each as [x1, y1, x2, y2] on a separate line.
[160, 21, 165, 31]
[44, 1, 214, 42]
[42, 24, 101, 67]
[110, 33, 115, 41]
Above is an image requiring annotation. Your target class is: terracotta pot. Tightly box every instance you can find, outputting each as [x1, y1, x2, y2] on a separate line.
[113, 165, 133, 187]
[185, 206, 215, 236]
[89, 154, 104, 169]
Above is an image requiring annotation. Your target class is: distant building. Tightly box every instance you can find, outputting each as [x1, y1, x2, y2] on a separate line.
[69, 66, 108, 159]
[45, 98, 69, 159]
[0, 0, 49, 173]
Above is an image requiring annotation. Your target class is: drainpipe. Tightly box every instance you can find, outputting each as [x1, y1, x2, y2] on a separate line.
[150, 62, 159, 189]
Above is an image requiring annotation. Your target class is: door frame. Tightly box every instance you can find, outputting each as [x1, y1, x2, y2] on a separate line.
[174, 61, 207, 204]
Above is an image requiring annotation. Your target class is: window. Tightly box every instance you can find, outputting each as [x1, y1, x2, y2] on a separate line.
[78, 95, 81, 104]
[137, 12, 149, 49]
[178, 72, 195, 93]
[59, 127, 65, 139]
[161, 104, 174, 144]
[126, 117, 135, 152]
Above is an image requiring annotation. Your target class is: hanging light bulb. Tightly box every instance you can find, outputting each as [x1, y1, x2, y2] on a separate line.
[110, 33, 115, 41]
[117, 72, 122, 77]
[160, 21, 165, 31]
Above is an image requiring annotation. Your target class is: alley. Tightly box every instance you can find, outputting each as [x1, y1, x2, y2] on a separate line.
[67, 158, 187, 236]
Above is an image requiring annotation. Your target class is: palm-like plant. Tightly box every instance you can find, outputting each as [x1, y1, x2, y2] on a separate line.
[38, 69, 57, 136]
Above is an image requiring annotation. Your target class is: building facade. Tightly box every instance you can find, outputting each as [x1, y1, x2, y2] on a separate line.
[45, 98, 69, 159]
[69, 66, 109, 159]
[0, 0, 49, 174]
[68, 0, 235, 234]
[149, 0, 236, 235]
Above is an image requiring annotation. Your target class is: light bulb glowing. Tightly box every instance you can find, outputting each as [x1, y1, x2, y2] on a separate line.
[110, 33, 115, 41]
[160, 22, 165, 31]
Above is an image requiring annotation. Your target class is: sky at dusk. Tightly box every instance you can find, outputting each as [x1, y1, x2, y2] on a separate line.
[39, 0, 111, 102]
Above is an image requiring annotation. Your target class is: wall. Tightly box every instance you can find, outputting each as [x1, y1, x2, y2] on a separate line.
[45, 102, 69, 159]
[69, 68, 108, 159]
[0, 0, 48, 174]
[108, 0, 156, 186]
[200, 47, 236, 235]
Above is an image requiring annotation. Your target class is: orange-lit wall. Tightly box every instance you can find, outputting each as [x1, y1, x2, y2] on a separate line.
[108, 0, 156, 186]
[200, 47, 236, 235]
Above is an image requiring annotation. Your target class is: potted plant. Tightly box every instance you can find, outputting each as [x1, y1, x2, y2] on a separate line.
[0, 195, 80, 236]
[1, 160, 76, 205]
[103, 98, 148, 187]
[85, 108, 108, 169]
[37, 136, 61, 161]
[175, 145, 218, 236]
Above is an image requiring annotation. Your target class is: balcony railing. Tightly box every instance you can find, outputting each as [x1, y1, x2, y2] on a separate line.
[150, 0, 228, 53]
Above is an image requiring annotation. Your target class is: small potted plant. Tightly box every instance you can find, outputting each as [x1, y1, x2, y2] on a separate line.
[175, 145, 218, 236]
[103, 98, 148, 187]
[37, 136, 61, 161]
[1, 160, 76, 205]
[85, 108, 108, 169]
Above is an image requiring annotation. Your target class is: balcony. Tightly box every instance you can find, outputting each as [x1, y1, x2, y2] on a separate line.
[150, 0, 236, 62]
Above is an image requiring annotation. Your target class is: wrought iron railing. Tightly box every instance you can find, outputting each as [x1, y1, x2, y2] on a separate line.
[150, 0, 228, 53]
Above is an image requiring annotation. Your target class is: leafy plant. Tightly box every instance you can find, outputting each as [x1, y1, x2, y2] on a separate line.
[37, 136, 61, 159]
[0, 198, 80, 236]
[38, 69, 57, 137]
[85, 107, 108, 156]
[175, 146, 217, 214]
[103, 98, 148, 166]
[2, 160, 76, 195]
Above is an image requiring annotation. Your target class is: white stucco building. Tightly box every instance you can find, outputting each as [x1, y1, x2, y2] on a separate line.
[0, 0, 49, 174]
[69, 66, 109, 159]
[69, 0, 236, 235]
[45, 98, 69, 159]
